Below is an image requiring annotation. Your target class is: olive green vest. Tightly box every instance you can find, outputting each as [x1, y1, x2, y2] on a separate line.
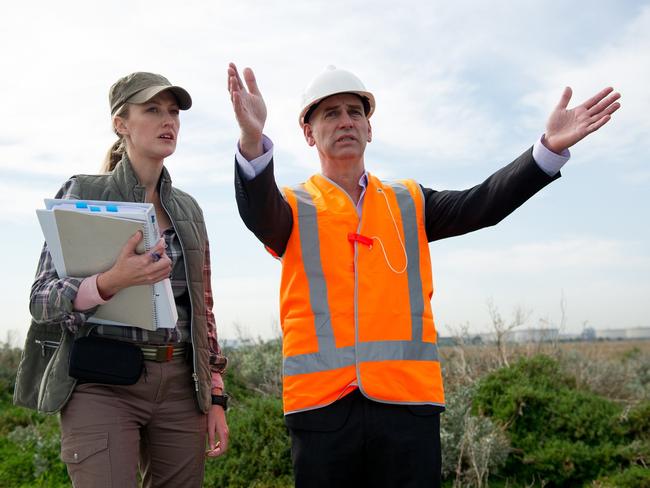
[14, 156, 213, 413]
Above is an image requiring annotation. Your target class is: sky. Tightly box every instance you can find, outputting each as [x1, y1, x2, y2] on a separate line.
[1, 0, 649, 346]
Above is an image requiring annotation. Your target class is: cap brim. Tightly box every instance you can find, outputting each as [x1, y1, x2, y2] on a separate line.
[127, 85, 192, 110]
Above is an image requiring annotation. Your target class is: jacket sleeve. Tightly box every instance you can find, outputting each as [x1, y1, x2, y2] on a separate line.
[234, 157, 293, 257]
[422, 147, 560, 242]
[29, 177, 94, 333]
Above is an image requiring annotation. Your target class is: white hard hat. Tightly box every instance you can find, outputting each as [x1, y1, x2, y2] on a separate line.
[299, 65, 376, 127]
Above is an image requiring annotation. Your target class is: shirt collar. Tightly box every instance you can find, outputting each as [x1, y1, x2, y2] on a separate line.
[358, 171, 369, 189]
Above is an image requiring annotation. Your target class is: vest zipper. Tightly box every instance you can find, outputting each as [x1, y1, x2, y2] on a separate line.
[159, 196, 202, 403]
[353, 212, 364, 396]
[34, 339, 60, 357]
[321, 173, 367, 394]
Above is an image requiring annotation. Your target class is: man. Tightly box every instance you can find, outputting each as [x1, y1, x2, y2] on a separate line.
[228, 63, 620, 487]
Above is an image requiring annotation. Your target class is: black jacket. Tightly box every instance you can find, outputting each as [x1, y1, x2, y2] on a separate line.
[234, 146, 559, 258]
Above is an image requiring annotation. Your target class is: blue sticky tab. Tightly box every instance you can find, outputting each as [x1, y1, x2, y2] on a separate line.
[75, 202, 88, 209]
[151, 215, 155, 223]
[89, 206, 101, 212]
[106, 205, 118, 212]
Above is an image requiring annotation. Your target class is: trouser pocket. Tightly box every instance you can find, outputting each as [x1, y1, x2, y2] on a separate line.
[61, 432, 111, 488]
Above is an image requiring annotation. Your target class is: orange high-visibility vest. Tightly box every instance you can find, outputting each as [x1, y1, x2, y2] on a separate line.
[279, 173, 445, 414]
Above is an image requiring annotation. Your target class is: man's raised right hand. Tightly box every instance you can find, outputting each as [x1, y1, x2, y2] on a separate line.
[228, 63, 267, 160]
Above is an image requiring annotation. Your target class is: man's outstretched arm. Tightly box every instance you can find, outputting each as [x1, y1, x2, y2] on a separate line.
[423, 85, 621, 241]
[229, 63, 293, 256]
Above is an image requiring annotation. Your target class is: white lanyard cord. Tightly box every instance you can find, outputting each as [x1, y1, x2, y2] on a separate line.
[370, 188, 409, 274]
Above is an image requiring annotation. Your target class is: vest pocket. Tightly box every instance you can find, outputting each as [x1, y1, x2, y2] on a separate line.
[407, 404, 444, 416]
[13, 325, 64, 410]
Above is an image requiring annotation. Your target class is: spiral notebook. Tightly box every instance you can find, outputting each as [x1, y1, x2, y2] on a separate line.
[36, 200, 177, 331]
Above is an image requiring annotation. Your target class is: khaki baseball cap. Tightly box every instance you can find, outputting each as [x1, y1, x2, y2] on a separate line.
[109, 72, 192, 115]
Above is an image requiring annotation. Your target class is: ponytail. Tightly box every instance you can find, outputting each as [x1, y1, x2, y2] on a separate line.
[101, 138, 126, 173]
[101, 105, 129, 173]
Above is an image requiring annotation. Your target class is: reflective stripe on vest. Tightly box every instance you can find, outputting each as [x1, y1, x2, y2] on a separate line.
[283, 182, 439, 378]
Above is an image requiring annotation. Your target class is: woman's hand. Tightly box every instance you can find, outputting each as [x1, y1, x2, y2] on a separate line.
[97, 231, 172, 298]
[206, 404, 229, 458]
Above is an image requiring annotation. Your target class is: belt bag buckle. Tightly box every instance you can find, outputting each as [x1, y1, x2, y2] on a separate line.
[156, 345, 174, 362]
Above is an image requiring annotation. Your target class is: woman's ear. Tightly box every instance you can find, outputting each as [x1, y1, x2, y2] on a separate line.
[113, 115, 128, 136]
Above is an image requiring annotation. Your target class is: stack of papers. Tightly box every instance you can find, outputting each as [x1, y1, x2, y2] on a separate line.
[36, 199, 178, 330]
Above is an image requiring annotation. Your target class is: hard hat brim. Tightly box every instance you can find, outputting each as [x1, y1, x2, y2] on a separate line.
[299, 90, 375, 127]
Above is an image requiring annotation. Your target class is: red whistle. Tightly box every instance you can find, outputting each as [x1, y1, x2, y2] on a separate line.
[348, 233, 373, 247]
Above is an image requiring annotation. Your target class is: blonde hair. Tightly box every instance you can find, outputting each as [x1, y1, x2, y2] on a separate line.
[101, 105, 130, 173]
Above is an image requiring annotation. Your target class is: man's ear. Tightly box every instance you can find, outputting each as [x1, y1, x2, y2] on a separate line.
[303, 123, 316, 147]
[113, 115, 128, 136]
[367, 119, 372, 143]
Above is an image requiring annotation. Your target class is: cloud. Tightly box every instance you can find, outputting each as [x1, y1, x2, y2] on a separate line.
[519, 4, 650, 168]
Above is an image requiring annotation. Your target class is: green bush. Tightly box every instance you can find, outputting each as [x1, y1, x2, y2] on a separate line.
[0, 406, 68, 487]
[473, 355, 625, 485]
[593, 465, 650, 488]
[207, 337, 291, 486]
[203, 395, 292, 488]
[0, 344, 21, 403]
[622, 400, 650, 439]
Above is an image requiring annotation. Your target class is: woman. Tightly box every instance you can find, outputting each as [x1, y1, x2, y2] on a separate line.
[14, 72, 228, 487]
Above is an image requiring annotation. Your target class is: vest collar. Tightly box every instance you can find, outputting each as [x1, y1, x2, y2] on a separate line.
[111, 154, 173, 203]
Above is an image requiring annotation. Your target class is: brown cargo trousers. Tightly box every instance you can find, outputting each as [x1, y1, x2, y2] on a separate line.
[60, 358, 206, 487]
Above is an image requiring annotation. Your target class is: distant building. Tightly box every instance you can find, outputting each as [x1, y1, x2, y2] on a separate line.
[476, 328, 559, 344]
[625, 327, 650, 339]
[597, 329, 628, 340]
[508, 328, 559, 343]
[449, 326, 649, 346]
[596, 327, 650, 340]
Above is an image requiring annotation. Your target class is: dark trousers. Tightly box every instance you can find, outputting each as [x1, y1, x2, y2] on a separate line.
[286, 389, 442, 488]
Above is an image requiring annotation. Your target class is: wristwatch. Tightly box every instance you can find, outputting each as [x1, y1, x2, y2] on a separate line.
[211, 393, 229, 411]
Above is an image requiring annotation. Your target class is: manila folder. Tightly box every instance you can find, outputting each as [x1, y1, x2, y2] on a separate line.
[54, 209, 157, 330]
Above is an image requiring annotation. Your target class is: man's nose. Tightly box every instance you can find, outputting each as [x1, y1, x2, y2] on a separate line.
[338, 111, 354, 127]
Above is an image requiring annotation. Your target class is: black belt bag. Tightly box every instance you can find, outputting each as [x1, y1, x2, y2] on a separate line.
[69, 336, 144, 385]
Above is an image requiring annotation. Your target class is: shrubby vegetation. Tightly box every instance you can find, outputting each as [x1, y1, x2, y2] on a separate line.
[472, 355, 650, 486]
[440, 384, 509, 487]
[0, 343, 69, 487]
[1, 337, 650, 487]
[204, 338, 292, 487]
